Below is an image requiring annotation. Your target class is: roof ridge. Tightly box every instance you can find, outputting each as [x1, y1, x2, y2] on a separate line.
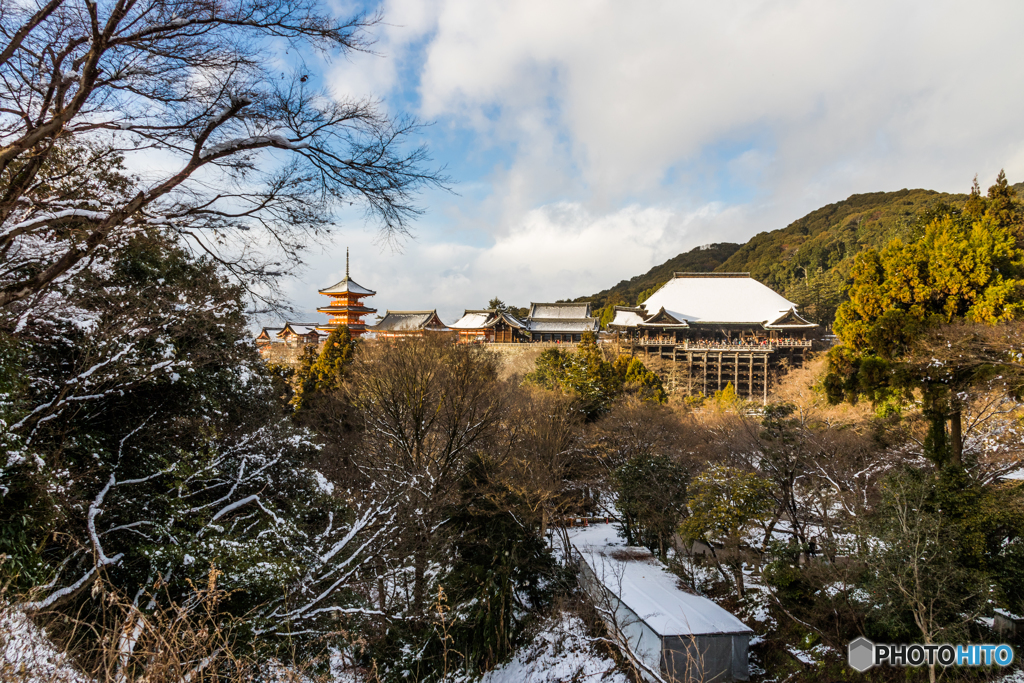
[673, 272, 750, 278]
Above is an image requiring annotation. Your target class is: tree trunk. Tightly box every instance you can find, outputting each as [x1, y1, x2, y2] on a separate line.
[733, 535, 745, 598]
[949, 410, 963, 467]
[413, 544, 427, 611]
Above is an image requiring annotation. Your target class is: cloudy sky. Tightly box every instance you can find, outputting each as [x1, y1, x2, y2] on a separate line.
[276, 0, 1024, 326]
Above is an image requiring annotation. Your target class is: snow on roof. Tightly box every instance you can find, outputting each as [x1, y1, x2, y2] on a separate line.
[609, 309, 646, 328]
[529, 302, 592, 319]
[279, 323, 323, 337]
[318, 276, 376, 296]
[568, 525, 752, 637]
[256, 326, 283, 338]
[528, 319, 599, 333]
[373, 310, 447, 331]
[449, 310, 495, 330]
[637, 274, 802, 325]
[764, 309, 817, 329]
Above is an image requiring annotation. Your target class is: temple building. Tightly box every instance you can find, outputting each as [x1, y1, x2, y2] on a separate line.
[277, 322, 326, 346]
[524, 302, 600, 342]
[609, 273, 817, 400]
[372, 310, 449, 339]
[255, 326, 283, 347]
[316, 249, 376, 336]
[448, 309, 529, 343]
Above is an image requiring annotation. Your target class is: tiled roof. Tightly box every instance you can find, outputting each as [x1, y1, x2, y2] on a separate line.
[449, 310, 527, 330]
[449, 310, 494, 330]
[622, 273, 814, 327]
[528, 302, 592, 319]
[279, 322, 324, 337]
[318, 276, 376, 296]
[527, 318, 600, 333]
[372, 310, 448, 332]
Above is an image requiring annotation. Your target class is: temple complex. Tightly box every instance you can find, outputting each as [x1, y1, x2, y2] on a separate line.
[524, 302, 600, 342]
[608, 273, 816, 399]
[316, 249, 376, 336]
[448, 309, 529, 343]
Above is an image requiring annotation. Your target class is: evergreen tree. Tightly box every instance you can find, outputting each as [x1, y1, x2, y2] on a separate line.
[987, 169, 1021, 232]
[825, 191, 1024, 466]
[614, 453, 688, 557]
[681, 464, 774, 598]
[443, 454, 557, 672]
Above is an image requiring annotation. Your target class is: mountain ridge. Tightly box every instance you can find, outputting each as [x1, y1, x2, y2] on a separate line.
[579, 181, 1024, 326]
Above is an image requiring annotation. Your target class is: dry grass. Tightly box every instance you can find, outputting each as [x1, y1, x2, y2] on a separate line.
[0, 564, 349, 683]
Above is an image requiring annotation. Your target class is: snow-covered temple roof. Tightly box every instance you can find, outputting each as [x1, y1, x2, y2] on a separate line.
[524, 302, 599, 335]
[528, 319, 600, 333]
[612, 273, 816, 328]
[568, 525, 752, 637]
[528, 302, 593, 319]
[449, 310, 527, 330]
[372, 310, 448, 332]
[318, 276, 376, 296]
[609, 308, 646, 328]
[278, 322, 324, 337]
[256, 326, 283, 340]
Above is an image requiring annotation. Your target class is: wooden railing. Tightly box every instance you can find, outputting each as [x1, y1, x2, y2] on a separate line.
[632, 339, 814, 351]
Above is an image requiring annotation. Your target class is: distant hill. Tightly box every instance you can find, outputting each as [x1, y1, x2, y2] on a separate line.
[578, 242, 742, 311]
[581, 182, 1024, 327]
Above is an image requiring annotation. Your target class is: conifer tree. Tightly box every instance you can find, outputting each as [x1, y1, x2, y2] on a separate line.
[826, 177, 1024, 466]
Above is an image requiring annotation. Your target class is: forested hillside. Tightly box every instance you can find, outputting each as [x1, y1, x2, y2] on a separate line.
[584, 181, 1024, 326]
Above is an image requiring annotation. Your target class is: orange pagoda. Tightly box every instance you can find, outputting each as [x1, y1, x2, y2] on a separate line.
[316, 249, 377, 336]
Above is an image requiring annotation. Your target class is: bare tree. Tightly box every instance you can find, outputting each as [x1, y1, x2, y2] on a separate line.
[346, 336, 508, 611]
[0, 0, 444, 309]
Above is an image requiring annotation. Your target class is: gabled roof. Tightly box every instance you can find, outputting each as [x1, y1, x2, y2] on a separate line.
[449, 309, 527, 330]
[638, 306, 688, 327]
[256, 326, 283, 340]
[318, 276, 375, 296]
[372, 310, 448, 332]
[609, 307, 646, 328]
[764, 308, 818, 329]
[278, 322, 325, 338]
[630, 273, 813, 327]
[449, 310, 494, 330]
[528, 302, 592, 319]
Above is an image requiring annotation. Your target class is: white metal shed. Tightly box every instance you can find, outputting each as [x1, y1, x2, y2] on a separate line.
[568, 525, 752, 682]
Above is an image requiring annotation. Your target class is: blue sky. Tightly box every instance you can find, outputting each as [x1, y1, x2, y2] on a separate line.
[275, 0, 1024, 326]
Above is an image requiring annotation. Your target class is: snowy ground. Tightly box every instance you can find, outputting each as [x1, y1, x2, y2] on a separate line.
[0, 604, 88, 683]
[480, 614, 628, 683]
[2, 598, 625, 683]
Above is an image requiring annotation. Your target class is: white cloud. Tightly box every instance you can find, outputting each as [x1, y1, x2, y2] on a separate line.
[281, 0, 1024, 329]
[278, 201, 744, 327]
[417, 0, 1024, 204]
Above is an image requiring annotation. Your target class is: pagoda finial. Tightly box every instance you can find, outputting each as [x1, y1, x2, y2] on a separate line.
[346, 247, 350, 279]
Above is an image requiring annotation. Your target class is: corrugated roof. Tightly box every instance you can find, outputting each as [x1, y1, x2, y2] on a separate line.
[529, 302, 592, 319]
[569, 525, 752, 637]
[372, 310, 447, 332]
[318, 276, 376, 296]
[638, 274, 803, 325]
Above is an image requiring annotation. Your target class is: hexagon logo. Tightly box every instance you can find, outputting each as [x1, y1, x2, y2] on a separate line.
[848, 637, 875, 672]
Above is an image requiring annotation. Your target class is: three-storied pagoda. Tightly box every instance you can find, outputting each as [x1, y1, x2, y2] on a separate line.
[316, 249, 377, 336]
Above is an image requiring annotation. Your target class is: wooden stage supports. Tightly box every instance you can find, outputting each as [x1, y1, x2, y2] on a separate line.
[635, 342, 811, 401]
